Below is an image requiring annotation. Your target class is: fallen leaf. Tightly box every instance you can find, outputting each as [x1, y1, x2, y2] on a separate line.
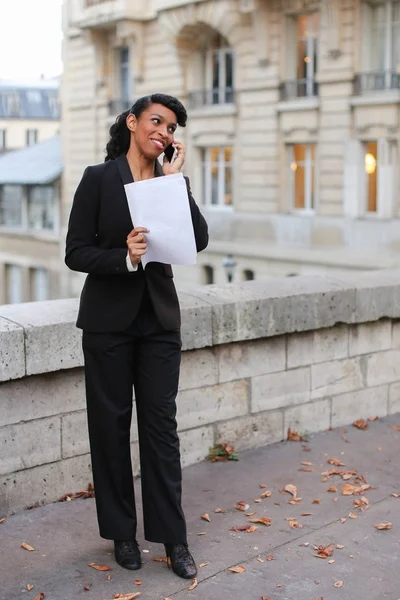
[27, 584, 34, 591]
[328, 458, 345, 466]
[260, 490, 272, 498]
[254, 498, 262, 503]
[327, 486, 337, 493]
[391, 425, 400, 431]
[214, 507, 224, 513]
[353, 496, 369, 508]
[340, 518, 347, 523]
[227, 565, 246, 573]
[107, 575, 112, 581]
[113, 594, 141, 600]
[301, 512, 312, 516]
[206, 442, 238, 462]
[197, 531, 207, 535]
[83, 584, 91, 591]
[301, 461, 313, 466]
[286, 518, 302, 529]
[134, 580, 142, 585]
[352, 419, 368, 430]
[298, 467, 315, 472]
[249, 517, 272, 526]
[336, 544, 344, 549]
[392, 493, 400, 498]
[188, 578, 198, 591]
[164, 598, 173, 600]
[266, 555, 275, 561]
[374, 522, 392, 530]
[201, 513, 211, 522]
[235, 501, 250, 511]
[288, 498, 303, 505]
[262, 597, 272, 600]
[348, 512, 358, 519]
[368, 416, 379, 421]
[0, 517, 5, 524]
[244, 511, 256, 516]
[152, 556, 168, 562]
[21, 542, 35, 552]
[259, 483, 268, 488]
[328, 559, 335, 564]
[287, 428, 307, 441]
[334, 581, 344, 588]
[199, 562, 208, 568]
[230, 524, 258, 533]
[284, 484, 297, 498]
[257, 557, 265, 563]
[34, 594, 45, 600]
[312, 499, 321, 504]
[88, 562, 112, 571]
[313, 543, 335, 558]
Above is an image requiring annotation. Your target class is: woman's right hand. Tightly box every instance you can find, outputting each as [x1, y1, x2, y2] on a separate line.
[126, 227, 149, 265]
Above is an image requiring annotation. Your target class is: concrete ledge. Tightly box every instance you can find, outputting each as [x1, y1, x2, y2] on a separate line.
[1, 270, 400, 382]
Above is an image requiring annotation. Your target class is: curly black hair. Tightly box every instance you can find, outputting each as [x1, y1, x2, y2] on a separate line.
[104, 93, 187, 161]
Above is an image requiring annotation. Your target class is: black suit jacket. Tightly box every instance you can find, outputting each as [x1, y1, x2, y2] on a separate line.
[65, 155, 209, 332]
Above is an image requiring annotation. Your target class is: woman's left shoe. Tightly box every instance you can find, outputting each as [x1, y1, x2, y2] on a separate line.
[164, 543, 197, 579]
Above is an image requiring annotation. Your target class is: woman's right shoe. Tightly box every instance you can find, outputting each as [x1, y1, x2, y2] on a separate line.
[164, 543, 197, 579]
[114, 540, 141, 570]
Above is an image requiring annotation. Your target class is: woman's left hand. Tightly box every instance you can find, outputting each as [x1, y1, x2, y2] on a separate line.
[162, 141, 186, 175]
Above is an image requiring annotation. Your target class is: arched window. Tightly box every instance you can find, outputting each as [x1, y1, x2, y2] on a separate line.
[243, 269, 255, 280]
[202, 265, 214, 284]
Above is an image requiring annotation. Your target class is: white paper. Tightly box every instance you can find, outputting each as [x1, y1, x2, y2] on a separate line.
[124, 173, 197, 268]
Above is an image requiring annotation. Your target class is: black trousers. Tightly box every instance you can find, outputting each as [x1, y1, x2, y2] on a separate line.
[82, 292, 187, 544]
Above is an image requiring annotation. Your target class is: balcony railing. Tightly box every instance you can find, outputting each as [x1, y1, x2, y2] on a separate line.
[188, 87, 235, 109]
[108, 99, 132, 116]
[279, 79, 318, 101]
[354, 71, 400, 95]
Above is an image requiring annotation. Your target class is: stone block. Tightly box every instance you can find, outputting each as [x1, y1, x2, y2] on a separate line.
[179, 292, 213, 351]
[392, 321, 400, 349]
[349, 320, 392, 357]
[215, 409, 284, 451]
[179, 348, 218, 391]
[0, 454, 93, 515]
[287, 325, 348, 369]
[284, 400, 331, 436]
[0, 369, 85, 428]
[311, 357, 364, 399]
[0, 417, 61, 476]
[0, 299, 82, 375]
[388, 382, 400, 415]
[62, 411, 89, 459]
[179, 425, 214, 468]
[0, 317, 25, 382]
[366, 350, 400, 387]
[251, 367, 311, 413]
[216, 337, 286, 383]
[331, 385, 389, 428]
[176, 380, 249, 431]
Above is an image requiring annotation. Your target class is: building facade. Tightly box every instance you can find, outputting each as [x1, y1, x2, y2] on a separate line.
[0, 137, 62, 304]
[0, 79, 60, 153]
[61, 0, 400, 294]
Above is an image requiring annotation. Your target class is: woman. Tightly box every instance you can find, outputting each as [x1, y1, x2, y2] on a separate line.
[65, 93, 208, 579]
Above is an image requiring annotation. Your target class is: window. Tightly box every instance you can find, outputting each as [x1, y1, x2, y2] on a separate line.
[115, 47, 132, 112]
[281, 13, 319, 99]
[0, 185, 24, 227]
[1, 92, 20, 116]
[5, 265, 23, 304]
[30, 268, 49, 301]
[202, 147, 233, 206]
[364, 141, 378, 213]
[205, 35, 234, 104]
[27, 90, 42, 103]
[289, 144, 316, 211]
[243, 269, 255, 280]
[47, 93, 60, 118]
[28, 186, 56, 231]
[26, 129, 38, 146]
[0, 129, 6, 151]
[202, 265, 214, 284]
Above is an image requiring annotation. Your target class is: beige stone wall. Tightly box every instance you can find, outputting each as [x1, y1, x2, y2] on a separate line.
[0, 119, 60, 151]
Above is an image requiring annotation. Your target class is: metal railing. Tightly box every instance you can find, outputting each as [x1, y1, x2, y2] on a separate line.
[108, 99, 132, 116]
[188, 87, 235, 109]
[354, 71, 400, 94]
[279, 78, 318, 101]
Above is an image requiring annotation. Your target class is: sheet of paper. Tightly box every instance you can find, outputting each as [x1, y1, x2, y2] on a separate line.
[124, 173, 197, 268]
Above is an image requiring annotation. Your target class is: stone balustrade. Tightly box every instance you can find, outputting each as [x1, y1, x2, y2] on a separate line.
[1, 270, 400, 515]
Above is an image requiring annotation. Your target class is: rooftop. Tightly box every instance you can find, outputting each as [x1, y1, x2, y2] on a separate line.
[0, 136, 62, 185]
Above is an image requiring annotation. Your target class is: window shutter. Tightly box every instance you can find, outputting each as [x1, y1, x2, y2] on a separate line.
[377, 138, 396, 219]
[343, 139, 364, 217]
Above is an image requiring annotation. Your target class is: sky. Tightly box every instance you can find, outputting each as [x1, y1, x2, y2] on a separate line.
[0, 0, 63, 81]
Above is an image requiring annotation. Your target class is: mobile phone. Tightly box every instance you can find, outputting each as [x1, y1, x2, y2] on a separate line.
[164, 144, 175, 162]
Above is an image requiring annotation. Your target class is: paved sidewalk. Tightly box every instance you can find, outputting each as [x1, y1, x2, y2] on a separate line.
[1, 415, 399, 600]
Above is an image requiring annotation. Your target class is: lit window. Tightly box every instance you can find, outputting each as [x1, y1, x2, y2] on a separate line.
[202, 147, 233, 206]
[364, 142, 378, 213]
[289, 144, 316, 211]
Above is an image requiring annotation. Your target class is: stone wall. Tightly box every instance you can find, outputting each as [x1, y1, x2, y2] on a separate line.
[1, 270, 400, 514]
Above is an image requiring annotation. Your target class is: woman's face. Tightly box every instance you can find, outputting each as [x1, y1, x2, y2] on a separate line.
[129, 103, 178, 159]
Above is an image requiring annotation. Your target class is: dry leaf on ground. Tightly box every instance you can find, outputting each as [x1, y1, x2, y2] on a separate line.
[301, 512, 312, 516]
[134, 580, 142, 585]
[368, 416, 379, 421]
[113, 593, 141, 600]
[313, 543, 335, 558]
[26, 584, 34, 591]
[214, 508, 224, 513]
[298, 467, 315, 472]
[312, 499, 321, 504]
[58, 483, 95, 503]
[260, 490, 271, 498]
[163, 598, 173, 600]
[188, 578, 198, 591]
[228, 565, 246, 573]
[259, 483, 268, 488]
[327, 486, 337, 493]
[289, 498, 303, 505]
[352, 419, 368, 430]
[199, 562, 209, 568]
[328, 458, 345, 466]
[230, 525, 258, 533]
[249, 517, 272, 526]
[287, 428, 307, 441]
[266, 555, 275, 561]
[197, 531, 206, 535]
[328, 559, 335, 564]
[245, 511, 256, 516]
[83, 584, 91, 591]
[391, 424, 400, 431]
[336, 544, 344, 549]
[392, 493, 400, 498]
[334, 581, 344, 588]
[353, 496, 369, 508]
[262, 597, 272, 599]
[374, 522, 392, 530]
[234, 501, 250, 511]
[284, 484, 297, 498]
[348, 512, 358, 519]
[152, 556, 168, 562]
[201, 513, 211, 522]
[286, 518, 302, 529]
[21, 542, 35, 552]
[34, 595, 45, 600]
[88, 563, 112, 571]
[254, 498, 262, 503]
[0, 517, 5, 524]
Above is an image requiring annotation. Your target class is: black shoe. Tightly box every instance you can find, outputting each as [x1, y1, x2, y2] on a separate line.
[164, 543, 197, 579]
[114, 540, 141, 570]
